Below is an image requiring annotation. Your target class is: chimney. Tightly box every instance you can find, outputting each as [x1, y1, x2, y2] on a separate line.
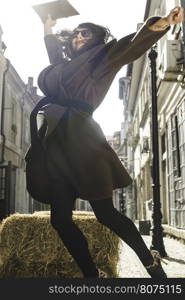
[28, 77, 33, 87]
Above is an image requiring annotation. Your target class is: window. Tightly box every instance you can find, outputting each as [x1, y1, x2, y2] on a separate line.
[11, 102, 17, 144]
[171, 114, 181, 178]
[25, 116, 30, 144]
[161, 132, 166, 155]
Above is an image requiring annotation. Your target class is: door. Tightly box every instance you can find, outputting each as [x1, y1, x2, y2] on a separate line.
[0, 161, 16, 220]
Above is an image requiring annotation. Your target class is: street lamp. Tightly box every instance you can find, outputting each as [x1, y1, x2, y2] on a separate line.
[148, 45, 167, 257]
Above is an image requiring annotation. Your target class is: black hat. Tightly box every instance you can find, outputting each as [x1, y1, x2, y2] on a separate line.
[32, 0, 79, 23]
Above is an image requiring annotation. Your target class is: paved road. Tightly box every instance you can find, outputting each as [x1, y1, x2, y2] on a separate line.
[117, 235, 185, 278]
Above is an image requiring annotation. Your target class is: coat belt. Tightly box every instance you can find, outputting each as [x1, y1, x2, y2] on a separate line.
[30, 96, 93, 146]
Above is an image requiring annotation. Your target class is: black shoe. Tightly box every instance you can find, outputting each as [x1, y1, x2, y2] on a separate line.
[98, 268, 108, 278]
[145, 250, 167, 278]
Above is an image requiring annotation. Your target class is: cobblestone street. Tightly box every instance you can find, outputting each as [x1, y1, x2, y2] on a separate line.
[117, 235, 185, 278]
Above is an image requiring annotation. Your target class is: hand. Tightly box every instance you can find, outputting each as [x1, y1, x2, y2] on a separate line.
[44, 14, 57, 36]
[165, 6, 184, 25]
[149, 6, 184, 32]
[45, 14, 57, 27]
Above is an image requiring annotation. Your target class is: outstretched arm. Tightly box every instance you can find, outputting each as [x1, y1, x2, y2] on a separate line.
[101, 7, 184, 71]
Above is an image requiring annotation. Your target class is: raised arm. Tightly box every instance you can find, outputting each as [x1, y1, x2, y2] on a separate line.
[43, 14, 62, 64]
[104, 17, 169, 70]
[44, 14, 56, 36]
[99, 6, 184, 71]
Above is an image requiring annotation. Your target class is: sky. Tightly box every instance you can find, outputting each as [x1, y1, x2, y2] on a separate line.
[0, 0, 147, 136]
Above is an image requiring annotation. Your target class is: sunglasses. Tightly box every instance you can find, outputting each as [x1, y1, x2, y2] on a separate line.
[72, 29, 92, 38]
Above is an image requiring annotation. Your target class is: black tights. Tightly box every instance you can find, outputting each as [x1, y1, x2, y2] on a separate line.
[50, 182, 153, 277]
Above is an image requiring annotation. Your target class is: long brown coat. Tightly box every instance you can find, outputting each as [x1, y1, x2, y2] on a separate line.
[37, 16, 169, 201]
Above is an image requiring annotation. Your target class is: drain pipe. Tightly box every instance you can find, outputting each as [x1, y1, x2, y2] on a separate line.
[0, 58, 10, 163]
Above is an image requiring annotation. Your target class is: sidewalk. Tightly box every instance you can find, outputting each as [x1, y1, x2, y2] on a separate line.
[117, 235, 185, 278]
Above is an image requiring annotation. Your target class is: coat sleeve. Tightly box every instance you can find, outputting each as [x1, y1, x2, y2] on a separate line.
[97, 17, 170, 72]
[44, 34, 63, 64]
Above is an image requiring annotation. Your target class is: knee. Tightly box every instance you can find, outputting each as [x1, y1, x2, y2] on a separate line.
[50, 215, 73, 231]
[94, 212, 111, 226]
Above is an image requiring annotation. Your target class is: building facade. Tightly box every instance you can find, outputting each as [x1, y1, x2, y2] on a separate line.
[0, 25, 46, 219]
[119, 0, 185, 234]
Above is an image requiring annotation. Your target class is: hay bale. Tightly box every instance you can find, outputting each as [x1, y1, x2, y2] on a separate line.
[0, 211, 121, 278]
